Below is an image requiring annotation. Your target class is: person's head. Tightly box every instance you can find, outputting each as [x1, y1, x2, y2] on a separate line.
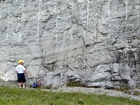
[18, 60, 24, 65]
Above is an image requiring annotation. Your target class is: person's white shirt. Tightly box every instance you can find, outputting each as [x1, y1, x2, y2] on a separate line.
[15, 65, 25, 73]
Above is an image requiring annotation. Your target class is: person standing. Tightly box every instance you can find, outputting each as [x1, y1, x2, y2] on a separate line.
[15, 60, 27, 88]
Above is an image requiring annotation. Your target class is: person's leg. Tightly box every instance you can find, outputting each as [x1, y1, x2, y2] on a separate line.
[18, 75, 22, 88]
[18, 82, 22, 88]
[22, 78, 26, 88]
[21, 82, 23, 87]
[22, 82, 25, 88]
[22, 74, 26, 88]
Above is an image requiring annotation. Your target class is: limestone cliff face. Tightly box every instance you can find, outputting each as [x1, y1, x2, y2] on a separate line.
[0, 0, 140, 89]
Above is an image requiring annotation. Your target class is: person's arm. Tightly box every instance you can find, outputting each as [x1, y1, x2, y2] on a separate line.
[24, 70, 28, 77]
[15, 70, 17, 73]
[15, 67, 18, 74]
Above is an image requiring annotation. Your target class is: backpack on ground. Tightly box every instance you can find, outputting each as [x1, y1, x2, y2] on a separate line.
[32, 82, 38, 88]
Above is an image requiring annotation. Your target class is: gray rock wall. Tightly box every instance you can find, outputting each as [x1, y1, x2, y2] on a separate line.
[0, 0, 140, 89]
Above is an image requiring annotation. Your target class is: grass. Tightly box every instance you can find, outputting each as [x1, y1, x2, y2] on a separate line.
[0, 86, 140, 105]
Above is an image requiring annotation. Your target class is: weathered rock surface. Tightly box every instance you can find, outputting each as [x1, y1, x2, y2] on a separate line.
[0, 0, 140, 89]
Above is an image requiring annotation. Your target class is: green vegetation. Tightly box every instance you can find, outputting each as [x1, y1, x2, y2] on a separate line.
[114, 88, 140, 96]
[0, 86, 139, 105]
[66, 81, 85, 87]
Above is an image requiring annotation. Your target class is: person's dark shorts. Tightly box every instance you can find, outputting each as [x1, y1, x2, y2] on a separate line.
[17, 73, 26, 83]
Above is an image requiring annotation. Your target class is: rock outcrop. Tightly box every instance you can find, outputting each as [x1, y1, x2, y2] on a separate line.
[0, 0, 140, 89]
